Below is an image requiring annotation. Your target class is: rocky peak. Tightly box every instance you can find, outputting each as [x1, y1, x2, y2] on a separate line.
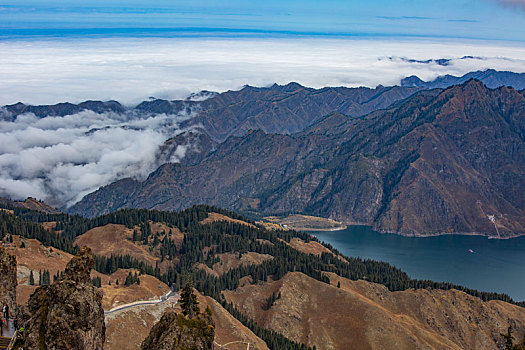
[0, 247, 17, 317]
[20, 246, 105, 350]
[400, 75, 425, 87]
[62, 246, 94, 283]
[141, 309, 215, 350]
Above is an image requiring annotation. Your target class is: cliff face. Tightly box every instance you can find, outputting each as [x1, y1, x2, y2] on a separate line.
[141, 310, 215, 350]
[21, 246, 105, 350]
[0, 247, 17, 317]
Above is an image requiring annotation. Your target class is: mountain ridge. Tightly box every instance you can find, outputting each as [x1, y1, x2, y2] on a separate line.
[70, 80, 525, 237]
[401, 69, 525, 90]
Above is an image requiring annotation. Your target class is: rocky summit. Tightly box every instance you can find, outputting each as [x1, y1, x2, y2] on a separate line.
[141, 309, 215, 350]
[20, 246, 105, 350]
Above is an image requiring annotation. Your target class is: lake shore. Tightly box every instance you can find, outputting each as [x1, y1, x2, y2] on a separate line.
[381, 229, 523, 240]
[311, 225, 525, 301]
[262, 214, 347, 232]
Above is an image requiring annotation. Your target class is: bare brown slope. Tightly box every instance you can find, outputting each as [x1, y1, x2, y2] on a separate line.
[105, 291, 268, 350]
[200, 212, 256, 228]
[0, 197, 61, 214]
[3, 236, 167, 308]
[197, 252, 273, 277]
[224, 272, 525, 350]
[98, 269, 169, 310]
[75, 223, 159, 267]
[4, 236, 74, 304]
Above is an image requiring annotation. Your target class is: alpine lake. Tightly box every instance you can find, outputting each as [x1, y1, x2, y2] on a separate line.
[311, 226, 525, 302]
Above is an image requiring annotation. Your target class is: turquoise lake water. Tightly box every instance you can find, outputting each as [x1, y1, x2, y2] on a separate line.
[311, 226, 525, 302]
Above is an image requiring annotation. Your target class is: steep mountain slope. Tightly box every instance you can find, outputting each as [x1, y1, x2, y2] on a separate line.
[402, 69, 525, 90]
[2, 83, 420, 141]
[175, 83, 421, 141]
[224, 271, 525, 350]
[105, 294, 269, 350]
[72, 80, 525, 236]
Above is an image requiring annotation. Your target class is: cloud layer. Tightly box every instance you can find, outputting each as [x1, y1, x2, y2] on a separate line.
[0, 110, 194, 207]
[1, 38, 525, 106]
[1, 37, 525, 207]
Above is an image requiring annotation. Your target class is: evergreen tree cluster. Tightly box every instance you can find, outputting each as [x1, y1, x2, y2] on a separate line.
[124, 271, 141, 286]
[501, 325, 525, 350]
[91, 276, 102, 288]
[263, 291, 282, 310]
[2, 202, 525, 349]
[180, 280, 199, 318]
[0, 211, 75, 253]
[38, 269, 51, 285]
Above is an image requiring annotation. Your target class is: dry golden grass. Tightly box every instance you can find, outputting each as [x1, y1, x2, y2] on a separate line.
[264, 214, 346, 231]
[96, 268, 170, 310]
[40, 221, 57, 232]
[224, 271, 525, 350]
[196, 252, 273, 277]
[200, 212, 256, 228]
[105, 290, 268, 350]
[287, 237, 331, 256]
[5, 235, 168, 309]
[7, 236, 73, 299]
[149, 222, 184, 248]
[75, 224, 159, 268]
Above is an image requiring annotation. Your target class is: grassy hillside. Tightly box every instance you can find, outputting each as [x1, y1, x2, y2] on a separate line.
[1, 203, 524, 349]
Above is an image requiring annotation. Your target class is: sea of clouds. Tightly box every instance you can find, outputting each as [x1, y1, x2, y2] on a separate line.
[1, 37, 525, 208]
[1, 38, 525, 106]
[0, 109, 195, 208]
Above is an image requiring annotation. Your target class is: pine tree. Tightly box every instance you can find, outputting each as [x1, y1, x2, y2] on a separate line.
[124, 271, 133, 286]
[501, 325, 515, 350]
[29, 270, 35, 285]
[180, 280, 199, 318]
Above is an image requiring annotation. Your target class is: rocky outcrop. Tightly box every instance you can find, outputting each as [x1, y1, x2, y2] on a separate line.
[20, 246, 105, 349]
[0, 247, 17, 318]
[141, 309, 214, 350]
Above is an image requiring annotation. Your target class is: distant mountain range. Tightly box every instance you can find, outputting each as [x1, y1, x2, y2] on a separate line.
[69, 79, 525, 237]
[3, 70, 525, 236]
[401, 69, 525, 90]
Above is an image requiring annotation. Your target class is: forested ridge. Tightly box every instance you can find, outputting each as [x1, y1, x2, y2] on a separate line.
[1, 203, 524, 349]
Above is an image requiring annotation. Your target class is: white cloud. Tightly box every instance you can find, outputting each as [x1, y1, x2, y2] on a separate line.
[1, 37, 525, 208]
[0, 109, 195, 207]
[0, 38, 524, 106]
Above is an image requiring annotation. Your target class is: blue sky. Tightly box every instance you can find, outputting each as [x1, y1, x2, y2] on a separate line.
[1, 0, 524, 41]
